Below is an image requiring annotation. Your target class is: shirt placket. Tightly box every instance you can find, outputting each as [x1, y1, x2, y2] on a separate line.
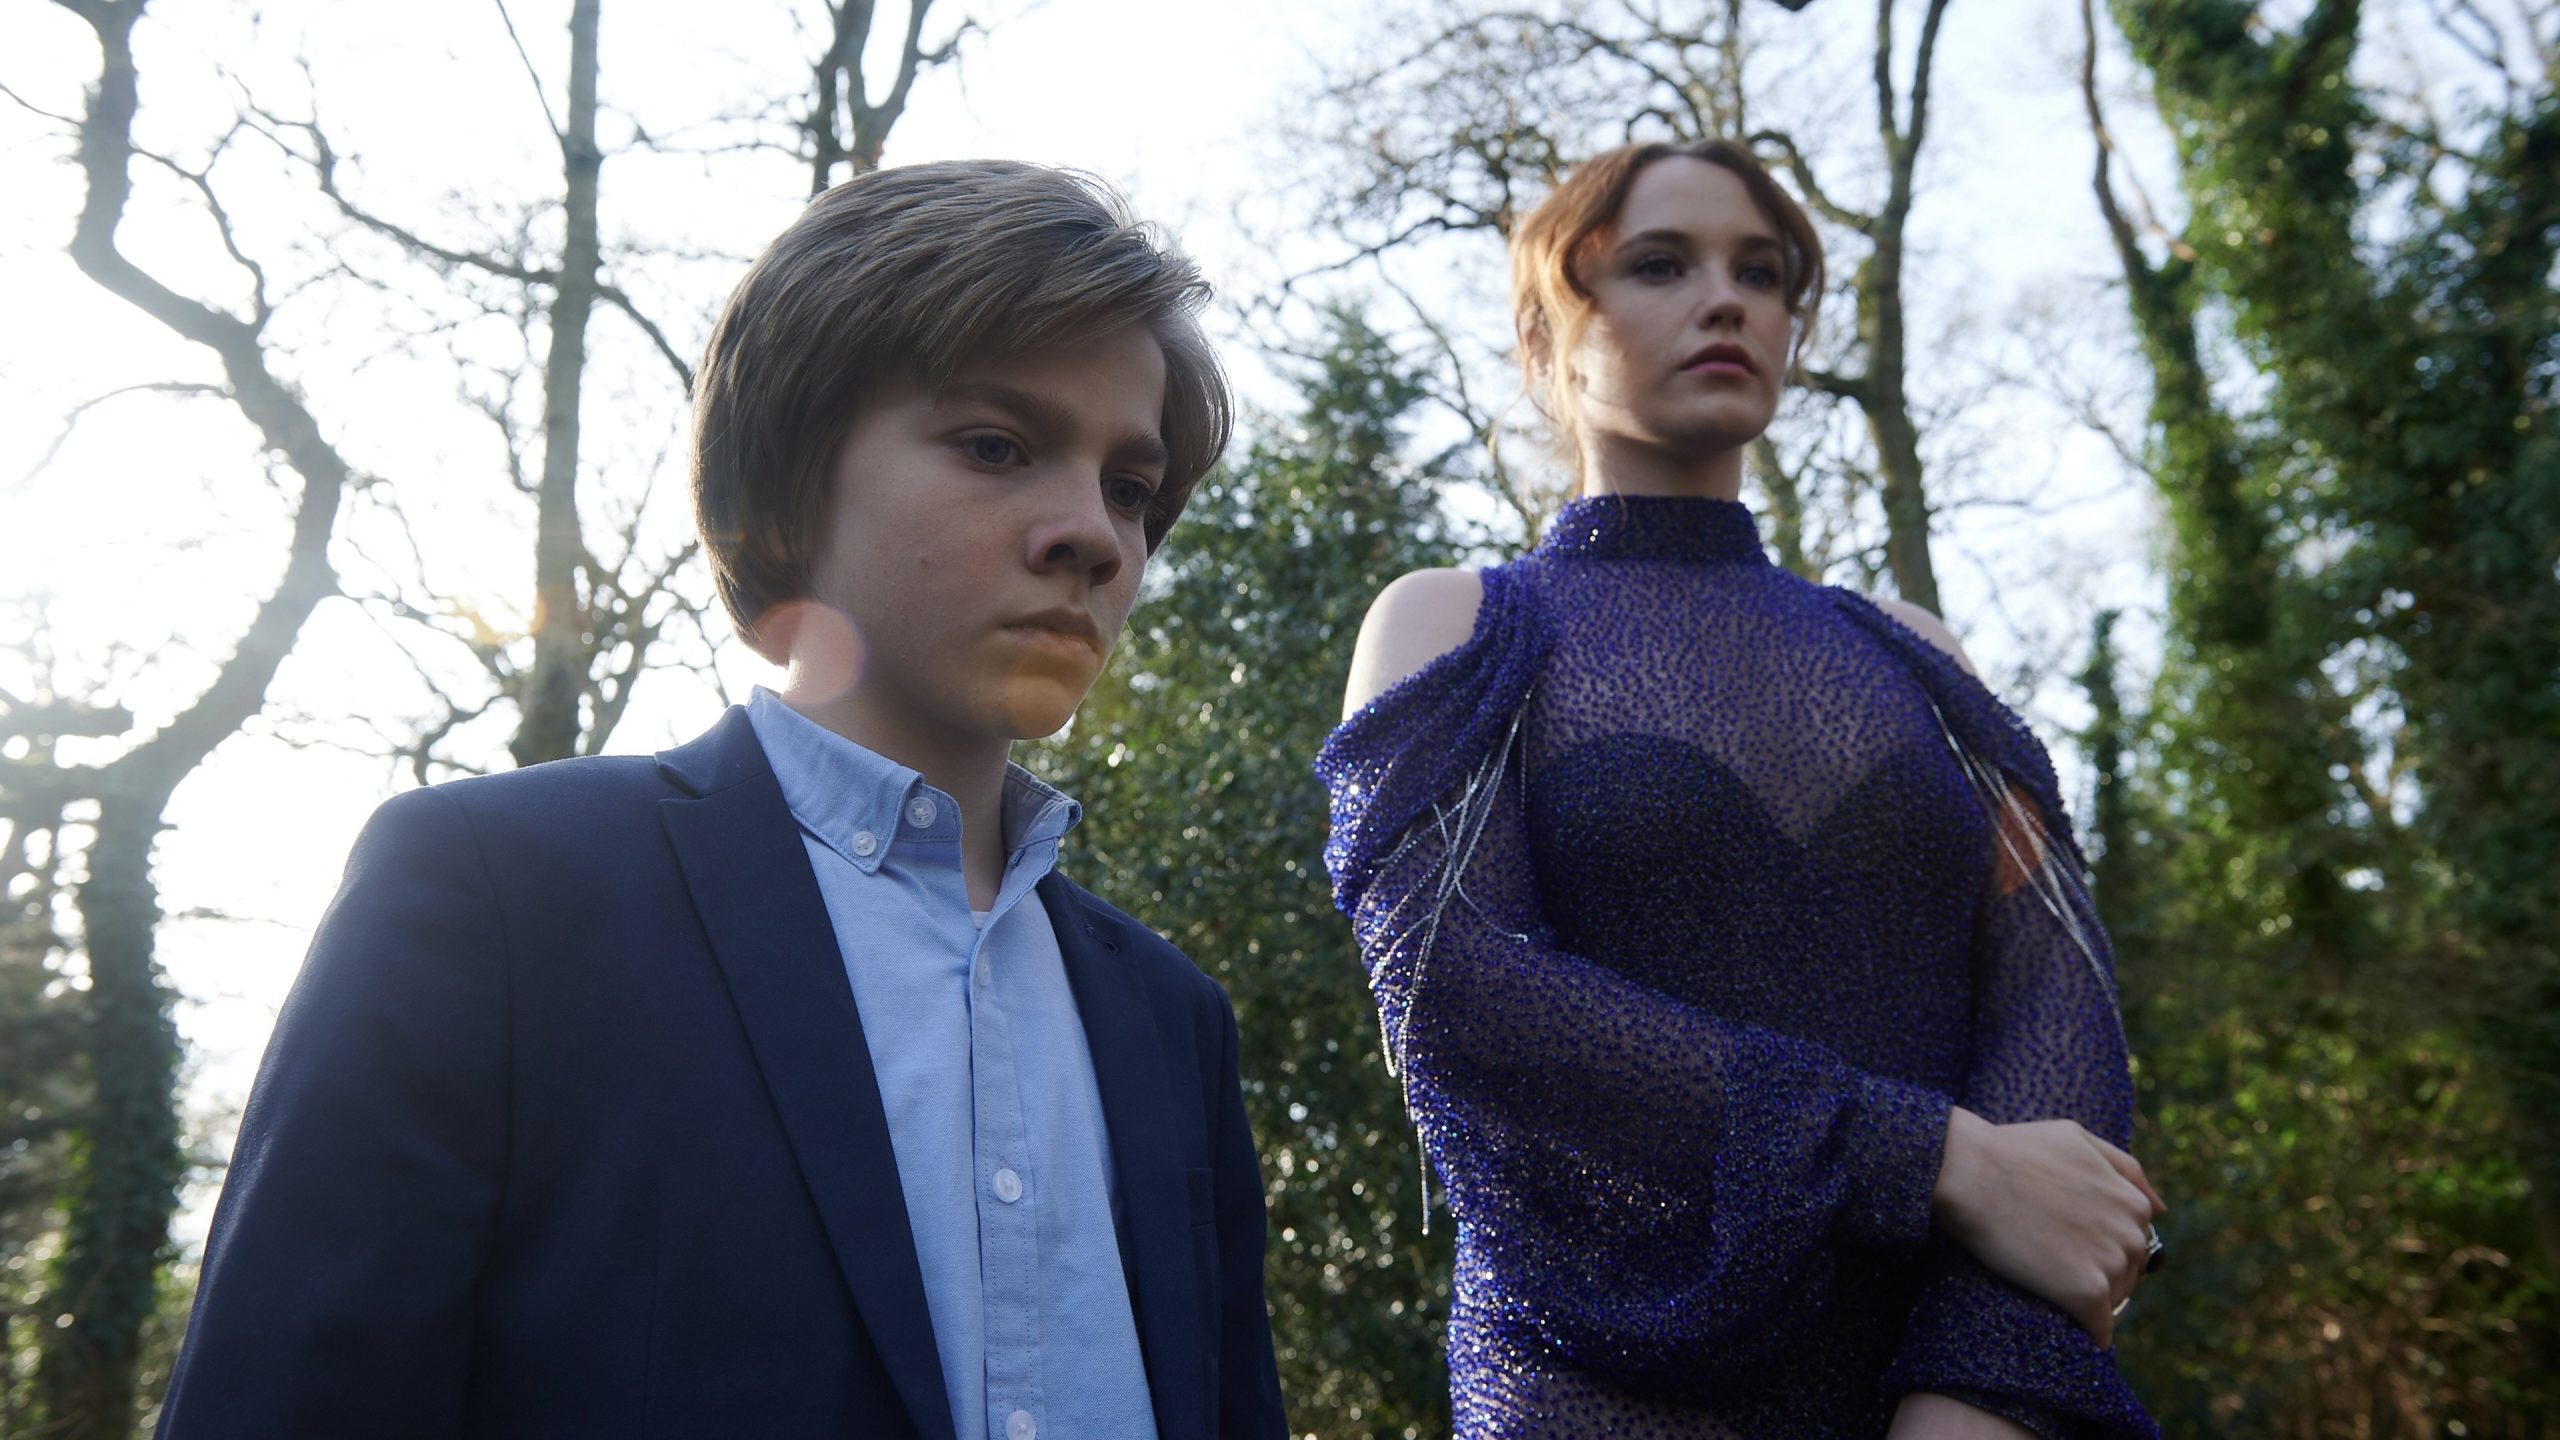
[970, 875, 1044, 1440]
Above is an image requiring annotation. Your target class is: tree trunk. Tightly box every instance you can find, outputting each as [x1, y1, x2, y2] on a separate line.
[33, 799, 179, 1440]
[512, 0, 604, 768]
[34, 3, 361, 1429]
[1863, 0, 1947, 614]
[1747, 436, 1815, 579]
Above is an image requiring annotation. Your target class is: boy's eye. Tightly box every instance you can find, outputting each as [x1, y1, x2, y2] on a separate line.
[959, 433, 1023, 467]
[1104, 475, 1158, 515]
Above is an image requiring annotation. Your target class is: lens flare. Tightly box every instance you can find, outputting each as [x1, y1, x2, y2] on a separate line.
[756, 600, 866, 705]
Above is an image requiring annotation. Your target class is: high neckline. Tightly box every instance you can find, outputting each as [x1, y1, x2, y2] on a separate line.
[1537, 493, 1769, 565]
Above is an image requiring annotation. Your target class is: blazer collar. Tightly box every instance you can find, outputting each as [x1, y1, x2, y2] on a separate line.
[1039, 873, 1209, 1440]
[656, 707, 957, 1440]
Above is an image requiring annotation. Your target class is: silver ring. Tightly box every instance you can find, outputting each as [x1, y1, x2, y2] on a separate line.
[2144, 1222, 2165, 1274]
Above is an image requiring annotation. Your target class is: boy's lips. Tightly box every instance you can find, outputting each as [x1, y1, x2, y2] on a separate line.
[1001, 608, 1103, 655]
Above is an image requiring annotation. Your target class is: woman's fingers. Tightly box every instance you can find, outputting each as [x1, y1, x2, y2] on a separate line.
[2086, 1132, 2166, 1215]
[2117, 1218, 2150, 1298]
[2079, 1278, 2117, 1349]
[1944, 1118, 2163, 1347]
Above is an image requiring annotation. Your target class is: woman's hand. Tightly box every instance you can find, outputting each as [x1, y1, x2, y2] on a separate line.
[1886, 1393, 2039, 1439]
[1931, 1107, 2165, 1346]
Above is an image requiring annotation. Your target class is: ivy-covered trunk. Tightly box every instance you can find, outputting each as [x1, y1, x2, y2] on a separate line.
[34, 800, 181, 1440]
[2110, 0, 2560, 1287]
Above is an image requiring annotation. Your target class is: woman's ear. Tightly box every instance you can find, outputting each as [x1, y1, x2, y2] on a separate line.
[1519, 319, 1552, 385]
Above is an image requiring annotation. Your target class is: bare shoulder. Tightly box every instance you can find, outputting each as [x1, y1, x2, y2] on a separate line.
[1342, 568, 1485, 720]
[1869, 595, 1979, 677]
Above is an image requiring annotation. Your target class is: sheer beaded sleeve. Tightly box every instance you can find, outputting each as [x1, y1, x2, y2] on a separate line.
[1318, 569, 1956, 1394]
[1839, 598, 2159, 1439]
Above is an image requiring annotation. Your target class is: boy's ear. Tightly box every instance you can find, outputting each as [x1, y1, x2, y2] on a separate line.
[753, 598, 867, 705]
[744, 620, 789, 670]
[742, 597, 802, 669]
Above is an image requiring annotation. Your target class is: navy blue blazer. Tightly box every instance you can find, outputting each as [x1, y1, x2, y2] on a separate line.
[158, 708, 1287, 1440]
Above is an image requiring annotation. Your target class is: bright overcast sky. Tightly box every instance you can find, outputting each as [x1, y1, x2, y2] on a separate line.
[11, 0, 2396, 1250]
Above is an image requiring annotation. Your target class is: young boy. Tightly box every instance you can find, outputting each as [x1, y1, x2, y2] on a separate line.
[158, 160, 1288, 1440]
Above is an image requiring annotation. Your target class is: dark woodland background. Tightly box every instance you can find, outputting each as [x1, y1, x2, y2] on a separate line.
[3, 0, 2555, 1435]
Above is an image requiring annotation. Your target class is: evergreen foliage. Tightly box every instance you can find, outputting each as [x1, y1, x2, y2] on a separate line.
[1030, 312, 1463, 1437]
[1, 816, 84, 1428]
[2089, 2, 2560, 1425]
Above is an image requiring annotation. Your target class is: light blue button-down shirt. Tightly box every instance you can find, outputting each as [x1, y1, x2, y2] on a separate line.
[748, 690, 1158, 1440]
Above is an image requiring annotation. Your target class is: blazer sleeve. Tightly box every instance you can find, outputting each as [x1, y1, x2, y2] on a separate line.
[1208, 987, 1290, 1440]
[158, 786, 508, 1440]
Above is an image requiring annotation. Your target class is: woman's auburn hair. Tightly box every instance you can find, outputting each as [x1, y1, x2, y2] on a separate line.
[690, 158, 1231, 646]
[1508, 138, 1827, 465]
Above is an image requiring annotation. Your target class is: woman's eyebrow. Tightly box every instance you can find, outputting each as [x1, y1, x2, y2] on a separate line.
[1613, 227, 1697, 255]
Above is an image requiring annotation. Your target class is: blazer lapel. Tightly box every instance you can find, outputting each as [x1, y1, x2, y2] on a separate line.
[658, 710, 956, 1440]
[1040, 873, 1204, 1440]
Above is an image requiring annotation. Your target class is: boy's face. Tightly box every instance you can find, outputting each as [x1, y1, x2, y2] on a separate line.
[788, 322, 1169, 751]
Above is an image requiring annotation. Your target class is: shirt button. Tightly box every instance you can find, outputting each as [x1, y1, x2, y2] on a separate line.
[850, 830, 879, 857]
[905, 796, 937, 828]
[992, 1167, 1023, 1204]
[1007, 1411, 1036, 1440]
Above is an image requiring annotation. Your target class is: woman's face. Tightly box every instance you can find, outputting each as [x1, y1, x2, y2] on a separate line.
[1561, 157, 1793, 482]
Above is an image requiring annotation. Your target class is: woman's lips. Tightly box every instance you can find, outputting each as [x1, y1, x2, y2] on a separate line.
[1681, 344, 1757, 376]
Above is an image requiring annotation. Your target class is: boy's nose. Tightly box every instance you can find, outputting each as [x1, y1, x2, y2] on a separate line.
[1029, 479, 1124, 586]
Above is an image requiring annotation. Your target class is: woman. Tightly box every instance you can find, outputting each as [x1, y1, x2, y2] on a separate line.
[1317, 140, 2164, 1438]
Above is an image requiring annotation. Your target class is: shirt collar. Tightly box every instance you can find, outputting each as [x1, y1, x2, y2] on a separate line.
[746, 688, 1080, 874]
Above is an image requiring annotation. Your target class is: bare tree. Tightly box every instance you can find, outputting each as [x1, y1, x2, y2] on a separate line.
[261, 0, 706, 771]
[806, 0, 971, 190]
[1275, 0, 1962, 609]
[268, 0, 973, 773]
[6, 2, 366, 1429]
[5, 4, 986, 1430]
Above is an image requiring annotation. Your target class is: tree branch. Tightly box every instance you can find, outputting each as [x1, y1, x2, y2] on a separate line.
[253, 105, 557, 285]
[1750, 128, 1877, 234]
[1803, 365, 1871, 405]
[54, 0, 351, 805]
[597, 281, 695, 393]
[1900, 0, 1953, 178]
[2081, 0, 2152, 287]
[491, 0, 567, 143]
[1873, 0, 1898, 152]
[22, 381, 230, 482]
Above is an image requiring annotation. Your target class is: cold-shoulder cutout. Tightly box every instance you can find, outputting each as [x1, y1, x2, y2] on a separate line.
[1342, 567, 1486, 718]
[1867, 595, 1978, 677]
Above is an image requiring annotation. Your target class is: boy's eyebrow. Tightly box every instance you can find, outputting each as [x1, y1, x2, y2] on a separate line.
[939, 379, 1171, 468]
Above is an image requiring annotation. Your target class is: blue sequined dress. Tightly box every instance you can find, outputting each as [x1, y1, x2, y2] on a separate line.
[1317, 496, 2156, 1438]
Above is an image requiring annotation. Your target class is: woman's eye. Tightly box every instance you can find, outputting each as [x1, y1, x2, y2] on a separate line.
[960, 433, 1022, 467]
[1739, 263, 1782, 291]
[1104, 476, 1157, 515]
[1630, 253, 1681, 280]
